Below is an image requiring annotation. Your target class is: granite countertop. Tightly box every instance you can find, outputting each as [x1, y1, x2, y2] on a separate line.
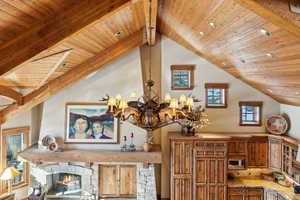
[228, 177, 300, 200]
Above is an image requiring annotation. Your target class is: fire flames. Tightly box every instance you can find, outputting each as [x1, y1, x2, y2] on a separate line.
[57, 175, 74, 185]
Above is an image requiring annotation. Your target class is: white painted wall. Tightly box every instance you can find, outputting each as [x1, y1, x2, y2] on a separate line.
[160, 36, 281, 198]
[39, 48, 147, 150]
[280, 104, 300, 140]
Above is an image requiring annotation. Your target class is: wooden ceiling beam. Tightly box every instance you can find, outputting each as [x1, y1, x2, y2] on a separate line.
[235, 0, 300, 39]
[0, 86, 23, 105]
[144, 0, 158, 45]
[0, 0, 132, 76]
[0, 30, 144, 124]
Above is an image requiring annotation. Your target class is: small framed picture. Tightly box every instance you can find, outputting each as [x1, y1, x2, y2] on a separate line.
[65, 103, 119, 144]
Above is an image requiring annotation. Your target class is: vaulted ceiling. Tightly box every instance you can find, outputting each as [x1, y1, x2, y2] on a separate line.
[0, 0, 299, 123]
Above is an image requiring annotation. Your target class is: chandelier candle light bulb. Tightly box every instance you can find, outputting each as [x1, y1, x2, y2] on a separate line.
[186, 97, 194, 112]
[165, 93, 171, 102]
[179, 95, 187, 105]
[108, 97, 117, 112]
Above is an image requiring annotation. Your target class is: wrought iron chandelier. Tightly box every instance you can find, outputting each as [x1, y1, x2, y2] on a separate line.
[102, 45, 210, 132]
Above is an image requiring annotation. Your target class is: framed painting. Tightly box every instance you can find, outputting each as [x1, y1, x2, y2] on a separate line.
[0, 127, 29, 194]
[65, 103, 119, 144]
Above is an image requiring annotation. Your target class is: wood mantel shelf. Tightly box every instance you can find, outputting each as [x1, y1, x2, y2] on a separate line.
[19, 145, 162, 164]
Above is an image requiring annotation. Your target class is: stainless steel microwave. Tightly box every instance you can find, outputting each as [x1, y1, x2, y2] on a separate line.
[228, 159, 245, 169]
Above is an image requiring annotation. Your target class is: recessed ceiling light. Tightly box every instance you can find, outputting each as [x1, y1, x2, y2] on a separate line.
[208, 22, 217, 29]
[199, 32, 205, 36]
[114, 31, 123, 37]
[240, 59, 246, 64]
[61, 62, 69, 68]
[221, 62, 227, 66]
[267, 89, 273, 93]
[260, 29, 272, 37]
[266, 53, 277, 60]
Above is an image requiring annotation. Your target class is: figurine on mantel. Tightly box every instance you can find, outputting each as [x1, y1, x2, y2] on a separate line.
[120, 136, 128, 152]
[38, 135, 62, 152]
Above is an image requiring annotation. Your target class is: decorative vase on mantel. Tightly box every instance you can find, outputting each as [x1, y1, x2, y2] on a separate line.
[143, 131, 154, 152]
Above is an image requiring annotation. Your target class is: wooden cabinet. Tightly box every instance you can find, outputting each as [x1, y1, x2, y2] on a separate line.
[269, 138, 282, 170]
[228, 187, 263, 200]
[170, 140, 193, 200]
[247, 137, 268, 168]
[228, 140, 247, 156]
[194, 142, 227, 200]
[99, 165, 136, 198]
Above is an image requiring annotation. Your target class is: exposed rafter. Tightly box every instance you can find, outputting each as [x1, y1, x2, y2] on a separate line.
[0, 30, 144, 124]
[0, 86, 23, 105]
[144, 0, 158, 45]
[0, 0, 132, 76]
[235, 0, 300, 39]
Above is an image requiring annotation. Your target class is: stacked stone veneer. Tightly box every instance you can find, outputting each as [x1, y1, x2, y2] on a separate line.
[136, 163, 157, 200]
[31, 162, 157, 200]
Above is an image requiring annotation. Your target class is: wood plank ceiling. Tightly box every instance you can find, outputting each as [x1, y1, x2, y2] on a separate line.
[158, 0, 300, 106]
[0, 0, 300, 122]
[0, 0, 145, 89]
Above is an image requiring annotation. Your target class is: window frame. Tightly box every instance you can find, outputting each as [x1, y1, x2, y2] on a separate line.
[205, 83, 228, 108]
[171, 65, 195, 90]
[0, 127, 29, 195]
[239, 101, 263, 126]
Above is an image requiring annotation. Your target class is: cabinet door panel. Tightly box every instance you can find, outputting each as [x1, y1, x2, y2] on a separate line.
[248, 139, 268, 168]
[173, 178, 192, 200]
[173, 142, 183, 174]
[247, 188, 264, 200]
[183, 142, 193, 174]
[172, 141, 193, 175]
[195, 184, 207, 200]
[228, 187, 245, 200]
[99, 165, 118, 197]
[195, 159, 206, 184]
[207, 160, 216, 183]
[217, 159, 226, 184]
[119, 165, 136, 197]
[181, 178, 192, 200]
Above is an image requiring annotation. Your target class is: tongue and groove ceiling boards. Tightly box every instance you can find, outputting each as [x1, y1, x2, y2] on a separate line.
[158, 0, 300, 106]
[0, 0, 146, 123]
[0, 0, 299, 122]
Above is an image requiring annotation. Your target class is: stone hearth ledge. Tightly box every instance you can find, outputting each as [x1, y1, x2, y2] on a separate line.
[19, 144, 162, 163]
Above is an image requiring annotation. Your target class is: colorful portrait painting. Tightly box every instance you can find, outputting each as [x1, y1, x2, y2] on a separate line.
[65, 104, 119, 144]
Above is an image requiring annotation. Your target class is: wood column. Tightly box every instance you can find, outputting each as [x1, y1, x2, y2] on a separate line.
[139, 32, 162, 196]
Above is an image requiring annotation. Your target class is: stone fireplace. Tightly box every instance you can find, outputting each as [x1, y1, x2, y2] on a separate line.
[31, 163, 94, 199]
[30, 162, 157, 200]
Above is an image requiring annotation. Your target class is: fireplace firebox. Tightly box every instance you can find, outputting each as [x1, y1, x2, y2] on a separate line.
[47, 173, 82, 195]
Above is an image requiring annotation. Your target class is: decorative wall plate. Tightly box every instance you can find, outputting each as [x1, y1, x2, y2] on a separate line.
[265, 115, 289, 135]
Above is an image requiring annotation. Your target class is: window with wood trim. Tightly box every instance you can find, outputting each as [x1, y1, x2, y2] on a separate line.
[239, 102, 263, 126]
[171, 65, 195, 90]
[0, 127, 29, 195]
[205, 83, 228, 108]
